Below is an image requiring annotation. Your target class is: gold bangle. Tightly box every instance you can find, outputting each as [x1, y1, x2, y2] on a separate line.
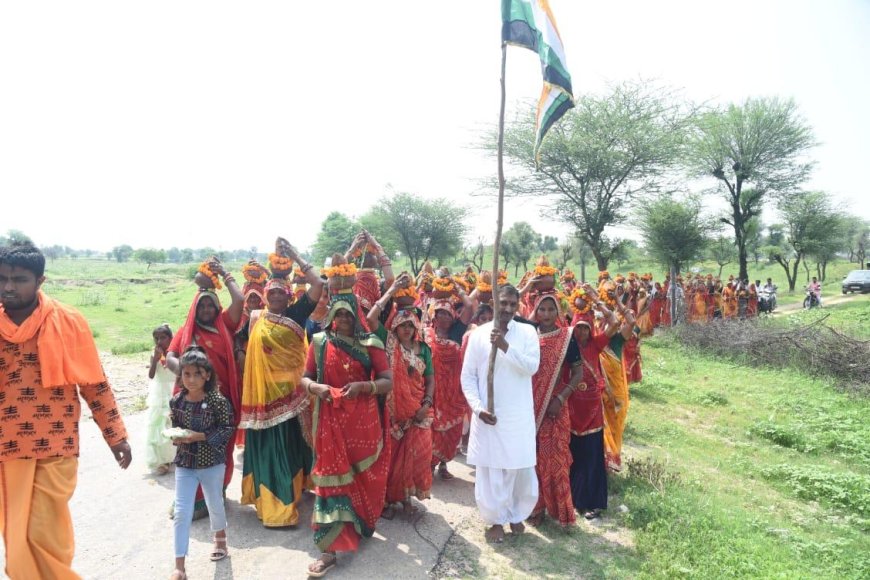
[370, 380, 377, 395]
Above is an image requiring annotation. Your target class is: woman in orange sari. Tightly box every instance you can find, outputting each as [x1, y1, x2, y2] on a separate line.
[527, 293, 583, 529]
[300, 292, 393, 577]
[367, 277, 435, 518]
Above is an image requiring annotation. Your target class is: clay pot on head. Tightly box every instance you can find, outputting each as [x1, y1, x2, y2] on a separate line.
[328, 275, 356, 294]
[395, 295, 416, 308]
[535, 275, 556, 291]
[194, 271, 216, 290]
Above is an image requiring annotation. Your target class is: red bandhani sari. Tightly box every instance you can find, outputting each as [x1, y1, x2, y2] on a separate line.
[384, 324, 433, 503]
[169, 291, 241, 508]
[304, 332, 390, 553]
[425, 327, 467, 466]
[622, 332, 642, 384]
[531, 327, 576, 527]
[568, 330, 608, 436]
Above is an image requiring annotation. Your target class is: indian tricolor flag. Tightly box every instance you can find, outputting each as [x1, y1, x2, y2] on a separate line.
[502, 0, 574, 161]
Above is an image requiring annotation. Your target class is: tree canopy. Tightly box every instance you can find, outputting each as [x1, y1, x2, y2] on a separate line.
[688, 97, 816, 281]
[488, 81, 695, 271]
[637, 195, 708, 275]
[360, 192, 467, 275]
[312, 212, 361, 265]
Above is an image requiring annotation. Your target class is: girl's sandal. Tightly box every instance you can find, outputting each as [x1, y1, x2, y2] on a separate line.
[210, 535, 228, 561]
[308, 553, 337, 578]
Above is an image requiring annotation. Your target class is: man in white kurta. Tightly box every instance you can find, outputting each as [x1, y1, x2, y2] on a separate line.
[461, 286, 541, 541]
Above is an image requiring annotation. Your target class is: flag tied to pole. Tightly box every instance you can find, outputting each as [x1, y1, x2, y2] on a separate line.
[501, 0, 574, 162]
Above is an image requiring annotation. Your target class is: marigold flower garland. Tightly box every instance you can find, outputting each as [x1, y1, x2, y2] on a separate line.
[534, 264, 558, 277]
[198, 262, 222, 290]
[432, 277, 455, 293]
[242, 263, 268, 285]
[568, 288, 592, 314]
[268, 253, 293, 271]
[321, 263, 358, 278]
[395, 285, 419, 301]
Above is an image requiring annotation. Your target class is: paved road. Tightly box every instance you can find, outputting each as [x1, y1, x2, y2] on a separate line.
[1, 412, 480, 579]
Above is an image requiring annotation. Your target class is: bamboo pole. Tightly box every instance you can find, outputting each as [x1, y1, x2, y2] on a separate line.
[486, 42, 508, 416]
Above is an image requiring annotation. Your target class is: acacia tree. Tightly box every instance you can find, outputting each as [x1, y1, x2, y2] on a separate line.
[688, 97, 816, 281]
[502, 222, 541, 275]
[637, 195, 708, 276]
[488, 81, 695, 271]
[555, 238, 573, 270]
[767, 191, 841, 292]
[360, 192, 466, 275]
[461, 237, 487, 272]
[708, 235, 736, 278]
[312, 212, 361, 265]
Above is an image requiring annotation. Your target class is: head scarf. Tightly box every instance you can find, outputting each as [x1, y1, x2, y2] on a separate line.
[265, 277, 291, 294]
[530, 292, 563, 326]
[389, 307, 423, 337]
[353, 269, 382, 312]
[176, 289, 240, 414]
[428, 299, 456, 321]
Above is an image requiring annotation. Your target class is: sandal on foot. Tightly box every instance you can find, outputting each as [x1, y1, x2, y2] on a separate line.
[308, 553, 336, 578]
[210, 535, 228, 561]
[437, 464, 454, 481]
[584, 509, 601, 520]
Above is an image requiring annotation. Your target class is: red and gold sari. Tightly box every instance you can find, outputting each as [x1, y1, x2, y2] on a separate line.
[425, 327, 467, 466]
[530, 326, 576, 527]
[384, 312, 433, 504]
[304, 331, 391, 553]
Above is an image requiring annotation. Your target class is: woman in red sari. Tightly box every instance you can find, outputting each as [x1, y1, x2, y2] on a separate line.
[568, 293, 619, 519]
[426, 295, 472, 480]
[367, 276, 435, 518]
[300, 292, 393, 578]
[527, 293, 583, 529]
[166, 259, 243, 518]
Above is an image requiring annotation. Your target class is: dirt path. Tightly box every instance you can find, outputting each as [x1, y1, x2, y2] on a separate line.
[0, 353, 635, 579]
[771, 292, 863, 315]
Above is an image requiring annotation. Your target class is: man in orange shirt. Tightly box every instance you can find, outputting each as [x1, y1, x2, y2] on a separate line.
[0, 241, 132, 580]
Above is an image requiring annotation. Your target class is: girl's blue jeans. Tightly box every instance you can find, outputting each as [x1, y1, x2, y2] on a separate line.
[173, 463, 227, 558]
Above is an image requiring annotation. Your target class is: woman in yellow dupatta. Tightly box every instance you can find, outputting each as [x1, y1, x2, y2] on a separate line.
[593, 282, 636, 472]
[240, 264, 323, 527]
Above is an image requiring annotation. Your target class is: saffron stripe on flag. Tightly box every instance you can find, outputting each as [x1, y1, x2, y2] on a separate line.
[535, 86, 573, 153]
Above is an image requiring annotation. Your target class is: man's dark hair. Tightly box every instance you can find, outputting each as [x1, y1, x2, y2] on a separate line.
[0, 241, 45, 278]
[497, 284, 520, 300]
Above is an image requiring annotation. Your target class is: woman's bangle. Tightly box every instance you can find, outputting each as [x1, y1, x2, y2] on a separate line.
[370, 380, 377, 395]
[223, 274, 236, 284]
[300, 262, 313, 274]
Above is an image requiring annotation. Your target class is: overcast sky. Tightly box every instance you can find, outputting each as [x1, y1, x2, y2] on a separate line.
[2, 0, 868, 253]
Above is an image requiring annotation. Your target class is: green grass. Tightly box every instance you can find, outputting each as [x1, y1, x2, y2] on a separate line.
[610, 331, 869, 579]
[773, 298, 870, 339]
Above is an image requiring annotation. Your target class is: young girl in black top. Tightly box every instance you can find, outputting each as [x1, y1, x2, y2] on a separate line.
[169, 347, 234, 580]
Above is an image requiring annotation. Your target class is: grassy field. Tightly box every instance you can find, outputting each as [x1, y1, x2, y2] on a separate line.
[35, 258, 870, 578]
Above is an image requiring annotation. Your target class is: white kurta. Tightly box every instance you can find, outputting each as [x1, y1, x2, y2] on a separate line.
[461, 319, 541, 470]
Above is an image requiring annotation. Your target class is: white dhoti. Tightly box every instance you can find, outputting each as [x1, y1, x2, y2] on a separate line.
[475, 466, 539, 526]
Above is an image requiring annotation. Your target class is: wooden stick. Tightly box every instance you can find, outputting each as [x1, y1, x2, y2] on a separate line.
[486, 43, 508, 416]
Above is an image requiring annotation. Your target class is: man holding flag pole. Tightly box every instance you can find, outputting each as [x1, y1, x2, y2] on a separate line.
[464, 0, 575, 544]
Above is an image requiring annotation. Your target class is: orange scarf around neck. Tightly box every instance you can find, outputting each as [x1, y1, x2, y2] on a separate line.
[0, 291, 105, 388]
